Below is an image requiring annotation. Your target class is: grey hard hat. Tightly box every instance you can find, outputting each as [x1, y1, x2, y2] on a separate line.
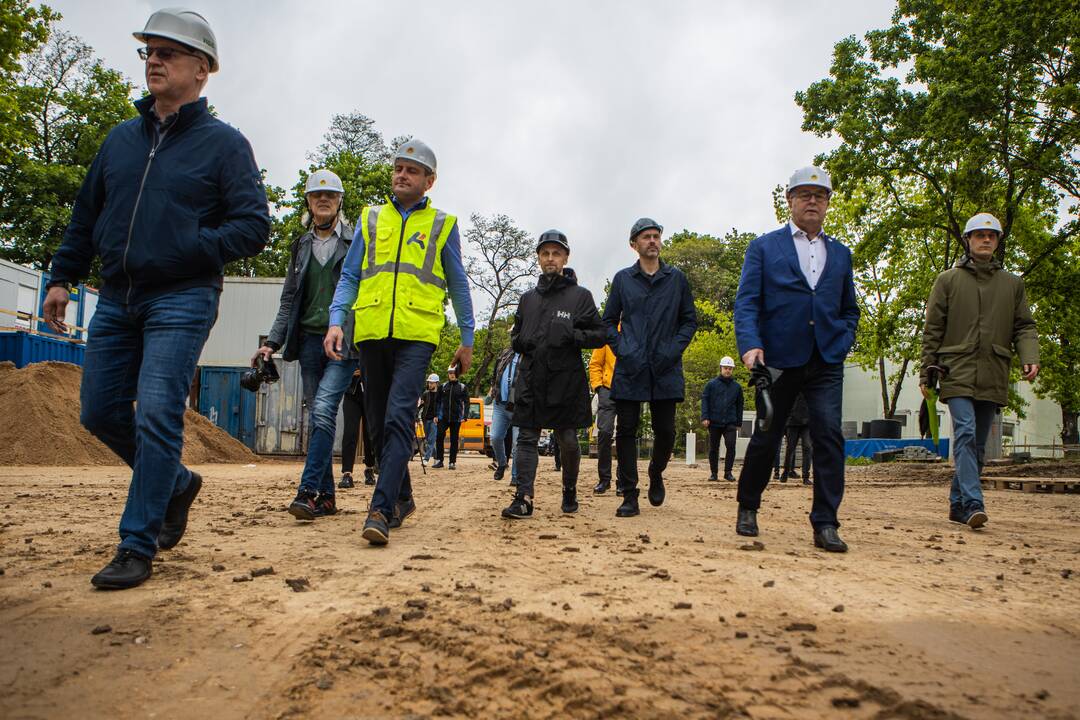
[629, 217, 663, 242]
[305, 169, 344, 195]
[963, 212, 1003, 236]
[394, 139, 437, 173]
[134, 7, 219, 72]
[536, 229, 570, 253]
[786, 166, 832, 195]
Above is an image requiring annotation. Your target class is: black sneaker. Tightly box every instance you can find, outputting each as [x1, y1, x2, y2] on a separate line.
[364, 467, 376, 485]
[449, 462, 456, 470]
[338, 472, 355, 489]
[288, 491, 318, 521]
[964, 508, 988, 529]
[313, 494, 337, 517]
[432, 460, 444, 469]
[91, 549, 153, 590]
[780, 473, 789, 483]
[724, 473, 736, 482]
[362, 510, 390, 545]
[502, 495, 533, 519]
[494, 465, 506, 480]
[389, 496, 417, 529]
[158, 471, 202, 550]
[647, 467, 665, 507]
[561, 487, 579, 514]
[708, 473, 719, 482]
[948, 505, 965, 524]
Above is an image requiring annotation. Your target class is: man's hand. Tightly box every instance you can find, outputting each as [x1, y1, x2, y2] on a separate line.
[42, 286, 70, 333]
[1022, 364, 1040, 381]
[702, 419, 711, 428]
[451, 345, 473, 375]
[741, 348, 764, 370]
[252, 345, 274, 367]
[323, 325, 345, 360]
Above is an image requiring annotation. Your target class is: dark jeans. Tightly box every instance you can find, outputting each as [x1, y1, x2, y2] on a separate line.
[358, 339, 434, 518]
[737, 348, 845, 529]
[515, 426, 580, 498]
[614, 399, 677, 492]
[80, 286, 220, 559]
[298, 333, 357, 496]
[341, 383, 375, 474]
[783, 425, 812, 477]
[436, 420, 461, 463]
[708, 424, 738, 476]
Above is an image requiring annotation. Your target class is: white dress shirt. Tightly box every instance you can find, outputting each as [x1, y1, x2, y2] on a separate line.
[788, 220, 828, 289]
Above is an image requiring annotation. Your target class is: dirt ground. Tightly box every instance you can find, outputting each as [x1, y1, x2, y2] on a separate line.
[0, 455, 1077, 720]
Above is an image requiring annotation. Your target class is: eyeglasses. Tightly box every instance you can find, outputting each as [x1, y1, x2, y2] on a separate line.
[791, 190, 830, 202]
[137, 46, 201, 62]
[307, 191, 341, 200]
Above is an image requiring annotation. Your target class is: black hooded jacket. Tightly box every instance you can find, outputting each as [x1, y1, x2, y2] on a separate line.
[510, 268, 606, 429]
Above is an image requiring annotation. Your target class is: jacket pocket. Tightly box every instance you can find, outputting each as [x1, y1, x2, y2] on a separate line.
[991, 343, 1012, 359]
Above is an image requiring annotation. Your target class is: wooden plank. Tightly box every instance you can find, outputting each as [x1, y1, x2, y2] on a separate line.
[982, 478, 1080, 494]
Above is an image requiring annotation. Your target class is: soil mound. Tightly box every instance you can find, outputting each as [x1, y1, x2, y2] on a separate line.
[0, 361, 257, 466]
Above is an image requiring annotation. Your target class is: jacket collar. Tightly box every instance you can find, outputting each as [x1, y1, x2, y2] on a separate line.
[388, 195, 430, 215]
[629, 259, 672, 280]
[135, 95, 209, 135]
[537, 267, 578, 294]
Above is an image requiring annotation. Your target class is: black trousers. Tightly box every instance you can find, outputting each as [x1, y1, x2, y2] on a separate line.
[515, 427, 580, 499]
[736, 348, 845, 529]
[341, 387, 375, 474]
[783, 425, 812, 477]
[614, 399, 677, 492]
[436, 420, 461, 463]
[708, 424, 738, 476]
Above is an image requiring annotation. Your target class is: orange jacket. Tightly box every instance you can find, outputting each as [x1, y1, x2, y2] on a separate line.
[588, 344, 616, 390]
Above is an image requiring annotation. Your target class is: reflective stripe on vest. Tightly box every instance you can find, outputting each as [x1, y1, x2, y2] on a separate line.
[352, 200, 455, 345]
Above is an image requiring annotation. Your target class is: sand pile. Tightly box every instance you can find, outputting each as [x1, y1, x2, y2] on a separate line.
[0, 361, 257, 466]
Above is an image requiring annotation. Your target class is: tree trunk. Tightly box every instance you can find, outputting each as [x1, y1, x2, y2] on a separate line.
[877, 357, 889, 417]
[887, 358, 910, 418]
[1061, 406, 1079, 446]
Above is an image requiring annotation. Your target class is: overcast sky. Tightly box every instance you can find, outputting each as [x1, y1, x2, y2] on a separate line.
[49, 0, 896, 310]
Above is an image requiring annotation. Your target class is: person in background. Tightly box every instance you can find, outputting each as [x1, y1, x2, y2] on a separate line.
[489, 347, 521, 481]
[340, 367, 377, 487]
[433, 367, 467, 469]
[701, 355, 743, 482]
[419, 374, 441, 463]
[781, 392, 812, 485]
[588, 342, 619, 494]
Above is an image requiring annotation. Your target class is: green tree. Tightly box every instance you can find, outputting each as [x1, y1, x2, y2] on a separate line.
[797, 0, 1079, 431]
[664, 229, 753, 318]
[0, 0, 54, 165]
[0, 24, 135, 275]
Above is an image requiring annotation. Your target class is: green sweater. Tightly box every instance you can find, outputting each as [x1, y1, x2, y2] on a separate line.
[299, 254, 335, 335]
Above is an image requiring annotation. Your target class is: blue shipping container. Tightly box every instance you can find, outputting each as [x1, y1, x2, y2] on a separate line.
[0, 330, 85, 368]
[198, 366, 257, 450]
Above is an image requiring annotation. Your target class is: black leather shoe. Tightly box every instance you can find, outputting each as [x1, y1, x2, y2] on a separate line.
[616, 489, 639, 517]
[561, 486, 579, 513]
[647, 467, 665, 507]
[338, 472, 355, 489]
[708, 473, 719, 482]
[724, 473, 736, 482]
[814, 526, 849, 553]
[948, 505, 965, 524]
[494, 465, 506, 481]
[431, 460, 444, 469]
[158, 472, 202, 550]
[802, 478, 812, 486]
[593, 479, 610, 495]
[388, 496, 417, 529]
[363, 467, 376, 485]
[736, 507, 758, 536]
[91, 549, 153, 590]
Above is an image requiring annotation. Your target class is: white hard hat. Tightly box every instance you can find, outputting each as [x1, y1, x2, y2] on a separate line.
[720, 356, 736, 368]
[134, 8, 219, 72]
[787, 166, 832, 195]
[963, 213, 1003, 236]
[305, 169, 344, 195]
[427, 373, 439, 383]
[394, 139, 437, 174]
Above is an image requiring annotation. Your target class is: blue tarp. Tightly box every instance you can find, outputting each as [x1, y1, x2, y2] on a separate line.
[845, 438, 949, 459]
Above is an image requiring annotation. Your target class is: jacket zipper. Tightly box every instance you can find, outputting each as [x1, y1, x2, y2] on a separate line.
[386, 209, 407, 339]
[123, 123, 169, 304]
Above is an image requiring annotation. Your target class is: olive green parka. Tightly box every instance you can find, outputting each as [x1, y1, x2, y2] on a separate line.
[920, 256, 1039, 407]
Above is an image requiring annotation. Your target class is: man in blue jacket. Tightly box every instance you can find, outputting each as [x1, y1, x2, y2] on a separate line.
[602, 218, 698, 518]
[733, 166, 859, 552]
[701, 356, 743, 481]
[42, 9, 270, 589]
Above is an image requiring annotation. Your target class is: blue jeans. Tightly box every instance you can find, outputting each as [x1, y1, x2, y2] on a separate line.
[946, 397, 997, 512]
[490, 401, 519, 480]
[422, 419, 437, 461]
[80, 286, 220, 559]
[358, 339, 434, 518]
[297, 333, 357, 496]
[737, 348, 846, 529]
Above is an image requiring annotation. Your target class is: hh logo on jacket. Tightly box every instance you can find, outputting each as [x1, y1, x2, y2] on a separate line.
[556, 311, 571, 319]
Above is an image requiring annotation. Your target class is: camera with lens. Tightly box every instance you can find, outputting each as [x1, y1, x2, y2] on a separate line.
[240, 356, 280, 392]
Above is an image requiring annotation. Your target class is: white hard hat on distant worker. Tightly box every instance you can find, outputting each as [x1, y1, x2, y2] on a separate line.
[963, 213, 1003, 237]
[305, 169, 344, 195]
[787, 166, 832, 196]
[427, 373, 439, 383]
[134, 8, 219, 72]
[720, 356, 736, 368]
[394, 139, 437, 174]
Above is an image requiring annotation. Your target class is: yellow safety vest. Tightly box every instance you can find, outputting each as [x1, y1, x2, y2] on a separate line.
[352, 198, 456, 345]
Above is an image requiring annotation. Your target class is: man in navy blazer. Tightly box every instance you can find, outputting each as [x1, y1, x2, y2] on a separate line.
[732, 166, 859, 552]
